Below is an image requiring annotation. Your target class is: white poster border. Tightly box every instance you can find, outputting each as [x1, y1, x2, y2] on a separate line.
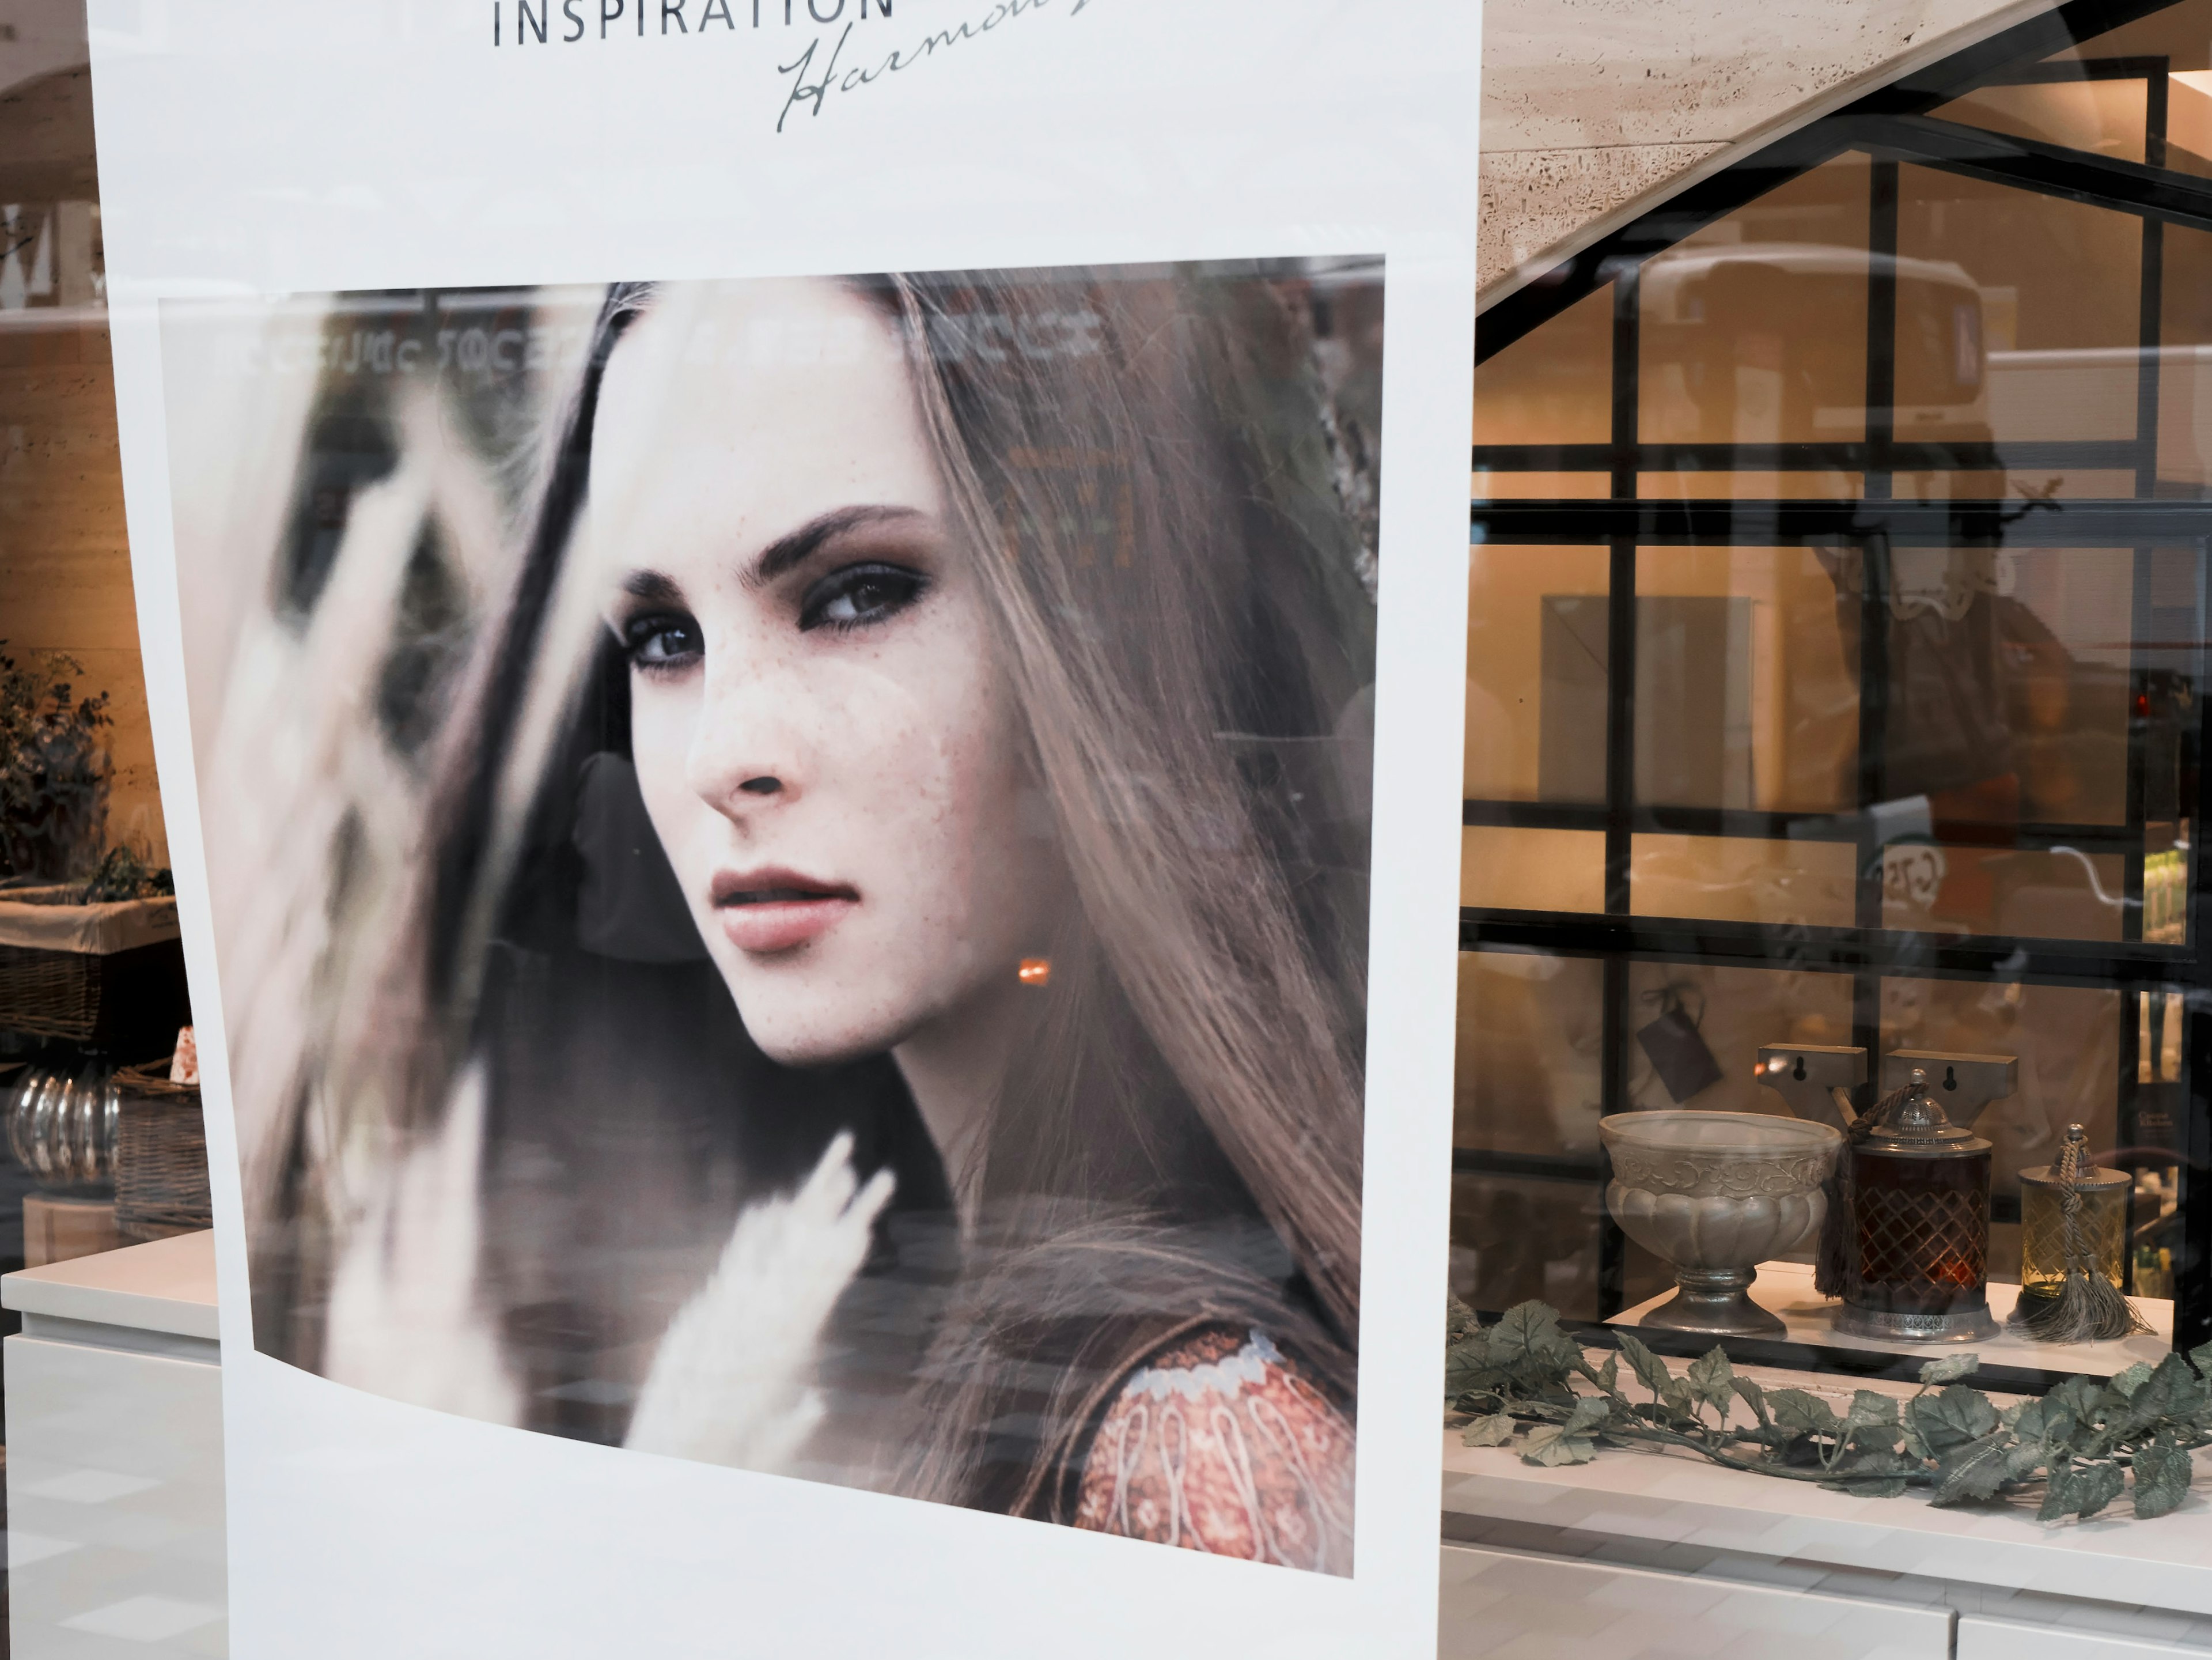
[88, 3, 1478, 1655]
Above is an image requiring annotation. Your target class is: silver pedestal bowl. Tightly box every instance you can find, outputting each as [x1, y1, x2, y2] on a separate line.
[1601, 1109, 1844, 1338]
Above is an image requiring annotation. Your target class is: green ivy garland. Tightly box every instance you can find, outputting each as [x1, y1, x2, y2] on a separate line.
[1445, 1297, 2212, 1521]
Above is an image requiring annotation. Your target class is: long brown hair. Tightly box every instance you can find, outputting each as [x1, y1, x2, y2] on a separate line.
[330, 260, 1377, 1510]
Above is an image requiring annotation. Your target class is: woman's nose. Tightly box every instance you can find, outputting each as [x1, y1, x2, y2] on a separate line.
[684, 667, 801, 816]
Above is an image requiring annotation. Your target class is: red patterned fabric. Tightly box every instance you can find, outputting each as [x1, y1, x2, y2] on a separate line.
[1072, 1325, 1355, 1575]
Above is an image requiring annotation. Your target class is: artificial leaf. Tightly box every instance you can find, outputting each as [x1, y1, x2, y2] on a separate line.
[1446, 1295, 1483, 1345]
[1491, 1302, 1580, 1376]
[1910, 1385, 2001, 1455]
[1614, 1330, 1672, 1400]
[1460, 1413, 1517, 1449]
[1435, 1298, 2206, 1532]
[1777, 1431, 1829, 1468]
[2038, 1461, 2078, 1523]
[1564, 1394, 1612, 1439]
[1521, 1425, 1597, 1467]
[1591, 1354, 1620, 1398]
[1444, 1340, 1495, 1399]
[2118, 1353, 2208, 1439]
[2050, 1375, 2104, 1423]
[1931, 1434, 2012, 1507]
[2187, 1338, 2212, 1383]
[1732, 1376, 1771, 1427]
[2073, 1459, 2126, 1519]
[1768, 1388, 1842, 1437]
[1688, 1348, 1736, 1416]
[1844, 1395, 1906, 1454]
[1918, 1353, 1978, 1386]
[2003, 1438, 2048, 1483]
[1846, 1391, 1900, 1429]
[2132, 1431, 2194, 1521]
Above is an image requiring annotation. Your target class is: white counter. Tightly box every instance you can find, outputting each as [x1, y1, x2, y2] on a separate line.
[1443, 1423, 2212, 1655]
[7, 1230, 218, 1345]
[4, 1230, 226, 1658]
[10, 1231, 2212, 1658]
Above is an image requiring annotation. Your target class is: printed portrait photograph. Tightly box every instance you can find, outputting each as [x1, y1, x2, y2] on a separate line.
[159, 258, 1383, 1574]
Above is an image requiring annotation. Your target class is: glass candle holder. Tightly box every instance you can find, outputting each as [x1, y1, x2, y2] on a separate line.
[1836, 1069, 1998, 1344]
[2018, 1128, 2130, 1311]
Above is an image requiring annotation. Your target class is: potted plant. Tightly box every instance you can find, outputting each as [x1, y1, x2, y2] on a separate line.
[0, 645, 111, 884]
[0, 645, 186, 1055]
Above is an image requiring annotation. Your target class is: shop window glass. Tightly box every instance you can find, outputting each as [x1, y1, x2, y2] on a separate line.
[1459, 826, 1606, 914]
[1639, 158, 1870, 452]
[1472, 470, 1611, 500]
[1472, 281, 1612, 450]
[1637, 471, 1864, 500]
[1455, 950, 1604, 1158]
[1463, 0, 2212, 1377]
[1464, 543, 1610, 803]
[2159, 224, 2212, 488]
[1451, 950, 1672, 1322]
[1633, 545, 1858, 813]
[1880, 976, 2122, 1211]
[1629, 834, 1858, 928]
[1620, 962, 1855, 1118]
[1932, 77, 2150, 163]
[1896, 165, 2142, 452]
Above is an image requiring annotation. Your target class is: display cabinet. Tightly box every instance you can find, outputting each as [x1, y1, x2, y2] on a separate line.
[1459, 0, 2212, 1386]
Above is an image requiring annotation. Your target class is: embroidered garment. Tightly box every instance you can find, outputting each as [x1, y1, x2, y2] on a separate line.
[1073, 1325, 1355, 1575]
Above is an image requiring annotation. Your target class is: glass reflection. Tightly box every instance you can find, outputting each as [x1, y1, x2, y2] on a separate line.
[1465, 0, 2212, 1360]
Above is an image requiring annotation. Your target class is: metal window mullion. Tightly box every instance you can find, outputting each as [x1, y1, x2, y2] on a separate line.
[1596, 261, 1643, 1319]
[2119, 70, 2169, 1241]
[1855, 160, 1901, 1062]
[2176, 534, 2212, 1349]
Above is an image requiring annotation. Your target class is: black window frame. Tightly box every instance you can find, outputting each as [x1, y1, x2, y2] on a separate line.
[1462, 0, 2212, 1385]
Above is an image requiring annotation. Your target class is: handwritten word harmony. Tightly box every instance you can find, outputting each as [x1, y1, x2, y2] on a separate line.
[778, 0, 1084, 131]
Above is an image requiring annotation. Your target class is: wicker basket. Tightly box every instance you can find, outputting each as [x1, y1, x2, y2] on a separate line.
[0, 889, 190, 1050]
[0, 940, 103, 1039]
[112, 1059, 211, 1242]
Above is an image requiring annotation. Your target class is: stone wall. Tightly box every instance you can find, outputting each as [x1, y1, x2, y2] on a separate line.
[1479, 0, 2054, 298]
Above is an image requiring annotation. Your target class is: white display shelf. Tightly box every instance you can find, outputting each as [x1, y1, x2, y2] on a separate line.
[1442, 1427, 2212, 1638]
[1612, 1258, 2174, 1378]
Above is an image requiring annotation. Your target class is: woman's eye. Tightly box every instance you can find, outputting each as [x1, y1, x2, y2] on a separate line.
[800, 562, 927, 633]
[624, 613, 702, 670]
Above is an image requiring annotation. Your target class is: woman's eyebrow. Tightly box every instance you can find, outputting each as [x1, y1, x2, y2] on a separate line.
[620, 569, 685, 606]
[746, 504, 927, 589]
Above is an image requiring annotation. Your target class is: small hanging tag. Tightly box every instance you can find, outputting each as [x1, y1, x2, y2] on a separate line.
[1637, 1003, 1725, 1103]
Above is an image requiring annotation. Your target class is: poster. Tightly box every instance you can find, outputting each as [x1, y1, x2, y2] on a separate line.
[89, 2, 1478, 1654]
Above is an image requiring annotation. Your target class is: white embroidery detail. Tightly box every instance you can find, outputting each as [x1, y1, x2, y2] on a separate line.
[1121, 1329, 1285, 1403]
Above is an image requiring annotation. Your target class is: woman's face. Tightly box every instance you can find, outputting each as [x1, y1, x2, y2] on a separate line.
[591, 278, 1058, 1068]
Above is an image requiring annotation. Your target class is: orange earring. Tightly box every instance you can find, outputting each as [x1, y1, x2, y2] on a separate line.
[1017, 958, 1051, 987]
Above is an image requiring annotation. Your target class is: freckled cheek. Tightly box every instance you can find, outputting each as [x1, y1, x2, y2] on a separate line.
[819, 661, 962, 837]
[822, 654, 1012, 910]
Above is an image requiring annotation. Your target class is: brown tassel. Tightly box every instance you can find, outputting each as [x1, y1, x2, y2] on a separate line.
[2010, 1125, 2150, 1345]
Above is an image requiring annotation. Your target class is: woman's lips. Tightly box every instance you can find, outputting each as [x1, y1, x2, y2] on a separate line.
[710, 867, 859, 955]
